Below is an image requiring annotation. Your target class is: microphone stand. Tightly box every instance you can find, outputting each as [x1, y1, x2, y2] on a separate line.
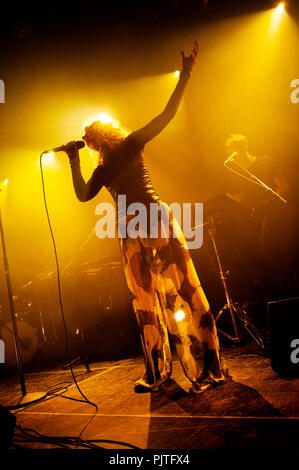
[225, 159, 287, 204]
[0, 190, 46, 406]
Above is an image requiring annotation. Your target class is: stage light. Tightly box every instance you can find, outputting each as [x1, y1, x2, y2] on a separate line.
[174, 70, 180, 78]
[97, 113, 119, 128]
[83, 112, 120, 131]
[174, 310, 185, 322]
[43, 151, 54, 160]
[269, 1, 286, 35]
[1, 179, 9, 192]
[41, 151, 57, 169]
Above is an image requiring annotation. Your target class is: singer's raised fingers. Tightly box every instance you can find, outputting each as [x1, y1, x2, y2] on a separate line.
[191, 44, 198, 55]
[191, 50, 197, 60]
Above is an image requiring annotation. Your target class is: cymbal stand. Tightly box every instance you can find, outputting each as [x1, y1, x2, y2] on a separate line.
[207, 216, 264, 347]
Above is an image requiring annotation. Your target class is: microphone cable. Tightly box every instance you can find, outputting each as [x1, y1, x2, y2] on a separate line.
[39, 152, 98, 412]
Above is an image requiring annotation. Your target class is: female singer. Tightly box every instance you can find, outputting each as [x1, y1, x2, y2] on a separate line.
[67, 42, 227, 393]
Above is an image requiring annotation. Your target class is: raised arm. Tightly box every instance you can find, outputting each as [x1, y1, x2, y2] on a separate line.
[129, 41, 199, 146]
[66, 142, 106, 202]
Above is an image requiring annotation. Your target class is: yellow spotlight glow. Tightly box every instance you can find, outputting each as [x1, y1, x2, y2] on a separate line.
[174, 310, 185, 322]
[83, 112, 120, 132]
[0, 179, 9, 193]
[269, 2, 286, 35]
[0, 179, 9, 192]
[43, 151, 54, 159]
[90, 113, 118, 126]
[174, 70, 180, 78]
[41, 151, 57, 169]
[98, 112, 119, 127]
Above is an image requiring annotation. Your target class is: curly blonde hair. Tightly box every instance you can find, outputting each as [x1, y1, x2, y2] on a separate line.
[83, 121, 128, 165]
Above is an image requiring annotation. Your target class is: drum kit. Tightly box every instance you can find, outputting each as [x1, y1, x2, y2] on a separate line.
[0, 275, 60, 367]
[0, 257, 124, 368]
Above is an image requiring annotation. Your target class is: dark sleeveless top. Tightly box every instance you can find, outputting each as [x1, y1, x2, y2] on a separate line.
[104, 134, 161, 208]
[70, 67, 191, 211]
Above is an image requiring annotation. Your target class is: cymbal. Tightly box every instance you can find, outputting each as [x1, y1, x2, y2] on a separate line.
[81, 261, 121, 274]
[102, 261, 121, 268]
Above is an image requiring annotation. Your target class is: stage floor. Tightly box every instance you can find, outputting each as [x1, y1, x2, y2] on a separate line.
[1, 347, 299, 450]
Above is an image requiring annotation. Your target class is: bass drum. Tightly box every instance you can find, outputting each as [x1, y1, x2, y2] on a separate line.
[0, 320, 38, 366]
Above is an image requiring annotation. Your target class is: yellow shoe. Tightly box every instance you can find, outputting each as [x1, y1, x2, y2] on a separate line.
[189, 376, 228, 394]
[134, 377, 168, 393]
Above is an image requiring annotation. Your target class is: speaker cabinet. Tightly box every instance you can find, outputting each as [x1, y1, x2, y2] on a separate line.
[268, 297, 299, 377]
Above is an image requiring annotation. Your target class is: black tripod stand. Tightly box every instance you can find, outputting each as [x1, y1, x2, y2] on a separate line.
[208, 216, 264, 347]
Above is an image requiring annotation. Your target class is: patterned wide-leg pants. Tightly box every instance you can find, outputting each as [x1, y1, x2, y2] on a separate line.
[119, 203, 224, 390]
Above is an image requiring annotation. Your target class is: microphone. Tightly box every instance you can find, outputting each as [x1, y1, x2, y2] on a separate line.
[44, 140, 85, 154]
[224, 151, 238, 165]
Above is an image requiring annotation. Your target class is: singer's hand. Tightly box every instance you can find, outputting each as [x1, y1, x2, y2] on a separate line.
[65, 141, 80, 160]
[181, 41, 199, 71]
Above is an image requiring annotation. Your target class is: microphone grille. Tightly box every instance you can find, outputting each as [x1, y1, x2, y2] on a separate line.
[76, 141, 85, 150]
